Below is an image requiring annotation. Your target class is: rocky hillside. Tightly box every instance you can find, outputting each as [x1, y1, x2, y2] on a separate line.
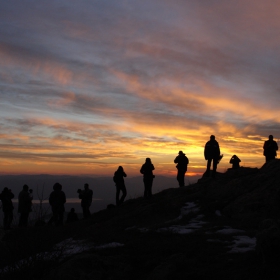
[1, 160, 280, 280]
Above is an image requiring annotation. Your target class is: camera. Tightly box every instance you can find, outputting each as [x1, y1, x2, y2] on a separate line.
[77, 189, 82, 193]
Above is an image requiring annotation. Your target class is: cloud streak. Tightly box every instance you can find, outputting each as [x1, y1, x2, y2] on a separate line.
[0, 0, 279, 176]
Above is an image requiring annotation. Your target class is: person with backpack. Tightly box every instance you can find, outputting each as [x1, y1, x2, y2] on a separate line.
[174, 151, 189, 187]
[204, 135, 221, 178]
[140, 158, 155, 198]
[113, 166, 127, 206]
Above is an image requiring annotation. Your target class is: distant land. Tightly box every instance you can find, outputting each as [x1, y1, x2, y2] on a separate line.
[0, 174, 201, 219]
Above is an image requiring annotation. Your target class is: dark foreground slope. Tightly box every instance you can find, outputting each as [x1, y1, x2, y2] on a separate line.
[1, 160, 280, 280]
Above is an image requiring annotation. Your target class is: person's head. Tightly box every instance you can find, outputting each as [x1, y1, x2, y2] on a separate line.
[84, 183, 89, 190]
[178, 151, 185, 156]
[145, 158, 151, 163]
[117, 166, 124, 172]
[269, 135, 273, 140]
[210, 135, 215, 140]
[53, 182, 62, 191]
[23, 184, 29, 191]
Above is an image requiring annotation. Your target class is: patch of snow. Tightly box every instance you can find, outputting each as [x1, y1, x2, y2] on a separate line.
[125, 226, 136, 230]
[95, 242, 124, 249]
[53, 238, 94, 257]
[216, 227, 245, 234]
[179, 202, 200, 219]
[228, 236, 256, 253]
[125, 226, 149, 232]
[158, 213, 207, 234]
[207, 239, 230, 244]
[138, 228, 149, 233]
[215, 210, 222, 216]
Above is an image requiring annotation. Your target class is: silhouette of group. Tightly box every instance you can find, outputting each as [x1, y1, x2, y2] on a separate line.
[0, 134, 278, 229]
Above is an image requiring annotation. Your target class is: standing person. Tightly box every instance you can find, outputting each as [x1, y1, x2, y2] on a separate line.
[140, 158, 155, 198]
[48, 183, 66, 226]
[263, 135, 278, 163]
[204, 135, 221, 178]
[78, 183, 93, 218]
[174, 151, 189, 187]
[18, 184, 33, 227]
[113, 166, 127, 206]
[0, 187, 14, 230]
[229, 155, 241, 169]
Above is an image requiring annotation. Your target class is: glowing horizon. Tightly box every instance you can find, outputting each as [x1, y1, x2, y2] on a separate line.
[1, 0, 279, 177]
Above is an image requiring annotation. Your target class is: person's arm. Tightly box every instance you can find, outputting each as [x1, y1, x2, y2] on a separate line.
[204, 144, 208, 160]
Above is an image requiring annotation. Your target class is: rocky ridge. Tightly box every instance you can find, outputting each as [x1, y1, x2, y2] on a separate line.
[1, 160, 280, 279]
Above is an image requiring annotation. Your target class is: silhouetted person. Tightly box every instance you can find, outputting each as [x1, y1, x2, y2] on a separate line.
[66, 208, 79, 223]
[174, 151, 189, 187]
[140, 158, 155, 198]
[48, 183, 66, 226]
[230, 155, 241, 169]
[204, 135, 221, 178]
[78, 183, 93, 218]
[0, 187, 14, 230]
[263, 135, 278, 162]
[113, 166, 127, 206]
[18, 184, 33, 227]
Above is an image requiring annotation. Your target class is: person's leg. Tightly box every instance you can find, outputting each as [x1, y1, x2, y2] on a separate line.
[179, 169, 186, 187]
[56, 211, 64, 226]
[8, 211, 13, 228]
[177, 170, 183, 187]
[119, 186, 127, 204]
[21, 212, 29, 227]
[116, 186, 120, 205]
[144, 178, 148, 197]
[84, 206, 91, 218]
[3, 212, 8, 229]
[205, 159, 212, 176]
[212, 159, 218, 178]
[176, 171, 181, 187]
[148, 179, 153, 197]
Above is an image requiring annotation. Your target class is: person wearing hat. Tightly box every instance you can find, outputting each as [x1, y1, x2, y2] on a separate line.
[204, 135, 221, 178]
[174, 151, 189, 187]
[229, 155, 241, 169]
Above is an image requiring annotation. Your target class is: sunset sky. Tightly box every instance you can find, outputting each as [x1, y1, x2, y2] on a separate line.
[1, 0, 280, 177]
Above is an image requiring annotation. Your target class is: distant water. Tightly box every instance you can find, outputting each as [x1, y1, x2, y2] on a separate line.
[0, 198, 111, 227]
